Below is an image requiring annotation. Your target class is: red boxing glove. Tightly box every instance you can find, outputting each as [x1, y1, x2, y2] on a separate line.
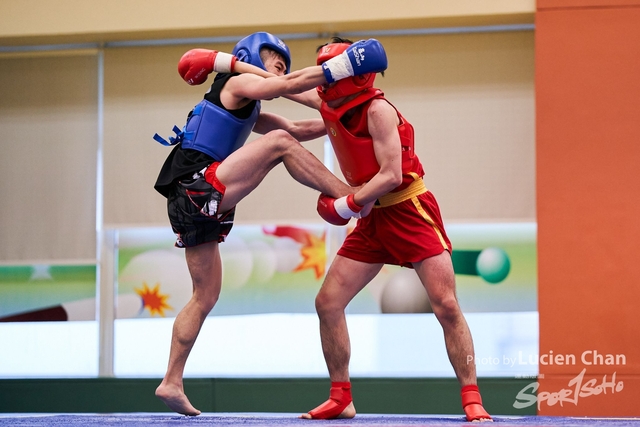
[317, 194, 362, 226]
[178, 49, 237, 85]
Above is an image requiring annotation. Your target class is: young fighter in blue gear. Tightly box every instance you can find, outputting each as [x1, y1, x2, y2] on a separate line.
[201, 37, 492, 422]
[153, 32, 388, 416]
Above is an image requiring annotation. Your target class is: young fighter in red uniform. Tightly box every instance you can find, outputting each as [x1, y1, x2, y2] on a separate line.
[185, 37, 491, 422]
[307, 39, 492, 422]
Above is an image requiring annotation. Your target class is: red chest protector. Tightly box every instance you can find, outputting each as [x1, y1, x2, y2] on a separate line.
[320, 88, 424, 188]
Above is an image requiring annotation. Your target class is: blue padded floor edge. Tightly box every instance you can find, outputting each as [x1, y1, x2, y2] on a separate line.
[1, 413, 639, 427]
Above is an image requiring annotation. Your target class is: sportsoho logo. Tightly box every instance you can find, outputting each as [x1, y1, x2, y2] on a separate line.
[511, 350, 626, 410]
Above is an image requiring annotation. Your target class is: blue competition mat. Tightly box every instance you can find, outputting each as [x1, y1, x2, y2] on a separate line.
[0, 413, 639, 427]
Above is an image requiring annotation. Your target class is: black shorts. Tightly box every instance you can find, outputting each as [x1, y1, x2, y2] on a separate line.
[166, 168, 235, 248]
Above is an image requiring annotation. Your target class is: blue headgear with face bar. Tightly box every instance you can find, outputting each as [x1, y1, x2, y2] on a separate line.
[232, 32, 291, 74]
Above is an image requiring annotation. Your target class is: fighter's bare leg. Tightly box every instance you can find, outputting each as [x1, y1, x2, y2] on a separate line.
[301, 256, 383, 419]
[413, 251, 491, 422]
[215, 129, 351, 211]
[156, 241, 223, 416]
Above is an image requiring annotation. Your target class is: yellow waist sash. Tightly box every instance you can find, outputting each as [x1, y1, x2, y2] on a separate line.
[376, 174, 427, 208]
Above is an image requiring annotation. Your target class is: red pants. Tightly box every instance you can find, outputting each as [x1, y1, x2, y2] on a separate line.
[338, 189, 451, 267]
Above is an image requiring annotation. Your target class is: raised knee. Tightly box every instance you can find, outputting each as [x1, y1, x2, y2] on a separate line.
[262, 130, 304, 162]
[265, 129, 297, 147]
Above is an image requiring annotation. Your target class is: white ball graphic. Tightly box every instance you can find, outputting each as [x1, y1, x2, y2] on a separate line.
[476, 247, 510, 284]
[380, 269, 432, 314]
[220, 234, 253, 289]
[272, 237, 303, 273]
[247, 239, 277, 284]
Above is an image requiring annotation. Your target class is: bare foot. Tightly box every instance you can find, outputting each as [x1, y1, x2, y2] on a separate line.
[299, 401, 356, 419]
[155, 383, 201, 416]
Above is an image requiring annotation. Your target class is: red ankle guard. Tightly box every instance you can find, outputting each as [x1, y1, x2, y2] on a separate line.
[307, 382, 352, 419]
[461, 385, 492, 422]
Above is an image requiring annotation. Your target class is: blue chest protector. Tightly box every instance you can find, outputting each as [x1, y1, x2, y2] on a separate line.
[154, 99, 261, 161]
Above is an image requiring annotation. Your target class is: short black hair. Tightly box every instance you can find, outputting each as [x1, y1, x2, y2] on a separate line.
[316, 37, 354, 53]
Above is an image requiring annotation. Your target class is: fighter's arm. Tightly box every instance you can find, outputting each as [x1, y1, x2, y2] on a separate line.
[351, 99, 403, 207]
[283, 89, 322, 110]
[317, 99, 402, 225]
[223, 69, 326, 104]
[225, 62, 322, 109]
[200, 59, 318, 110]
[233, 60, 272, 78]
[234, 65, 323, 109]
[178, 39, 387, 100]
[253, 112, 326, 142]
[178, 48, 326, 93]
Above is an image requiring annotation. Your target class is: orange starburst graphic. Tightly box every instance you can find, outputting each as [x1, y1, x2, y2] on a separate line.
[263, 226, 328, 279]
[294, 232, 327, 279]
[135, 282, 173, 317]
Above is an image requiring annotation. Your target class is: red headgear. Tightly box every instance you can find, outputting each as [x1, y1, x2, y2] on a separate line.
[316, 43, 376, 102]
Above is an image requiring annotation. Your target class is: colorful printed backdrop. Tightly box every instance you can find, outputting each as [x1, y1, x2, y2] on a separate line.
[0, 222, 536, 322]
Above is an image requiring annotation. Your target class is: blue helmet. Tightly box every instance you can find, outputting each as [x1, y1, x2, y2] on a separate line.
[232, 32, 291, 74]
